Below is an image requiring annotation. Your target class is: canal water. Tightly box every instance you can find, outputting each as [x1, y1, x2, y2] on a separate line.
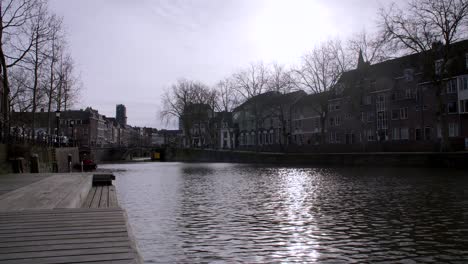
[101, 162, 468, 263]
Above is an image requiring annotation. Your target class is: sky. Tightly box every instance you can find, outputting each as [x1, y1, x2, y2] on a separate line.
[49, 0, 391, 129]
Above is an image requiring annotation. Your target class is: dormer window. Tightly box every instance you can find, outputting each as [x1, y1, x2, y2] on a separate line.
[435, 59, 443, 75]
[404, 68, 414, 81]
[336, 83, 345, 95]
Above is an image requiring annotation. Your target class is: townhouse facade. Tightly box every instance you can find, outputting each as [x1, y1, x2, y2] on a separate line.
[323, 41, 468, 151]
[233, 90, 306, 150]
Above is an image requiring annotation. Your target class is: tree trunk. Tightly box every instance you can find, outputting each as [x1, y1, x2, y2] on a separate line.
[31, 30, 40, 141]
[0, 47, 9, 143]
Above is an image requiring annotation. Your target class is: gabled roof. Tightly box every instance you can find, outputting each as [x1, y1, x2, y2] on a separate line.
[233, 90, 307, 112]
[338, 38, 468, 86]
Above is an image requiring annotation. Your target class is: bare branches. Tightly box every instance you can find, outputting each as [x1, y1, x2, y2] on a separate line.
[216, 78, 239, 112]
[294, 39, 351, 95]
[379, 0, 468, 54]
[232, 62, 270, 101]
[347, 30, 392, 64]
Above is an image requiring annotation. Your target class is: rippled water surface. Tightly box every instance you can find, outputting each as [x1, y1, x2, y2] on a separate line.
[101, 162, 468, 263]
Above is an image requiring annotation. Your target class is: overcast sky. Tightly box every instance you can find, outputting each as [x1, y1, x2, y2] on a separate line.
[49, 0, 391, 129]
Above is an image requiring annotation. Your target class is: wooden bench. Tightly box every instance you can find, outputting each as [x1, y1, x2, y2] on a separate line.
[82, 185, 119, 208]
[92, 174, 116, 186]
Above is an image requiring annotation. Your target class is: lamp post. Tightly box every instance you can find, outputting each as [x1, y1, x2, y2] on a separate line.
[55, 111, 61, 147]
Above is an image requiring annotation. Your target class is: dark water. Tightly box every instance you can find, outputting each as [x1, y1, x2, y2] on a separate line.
[101, 162, 468, 263]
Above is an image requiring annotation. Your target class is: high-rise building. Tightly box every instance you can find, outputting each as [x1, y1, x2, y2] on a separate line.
[116, 104, 127, 126]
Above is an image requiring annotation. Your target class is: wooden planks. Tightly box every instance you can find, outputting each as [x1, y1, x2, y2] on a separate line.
[0, 208, 139, 264]
[0, 173, 93, 211]
[82, 185, 119, 208]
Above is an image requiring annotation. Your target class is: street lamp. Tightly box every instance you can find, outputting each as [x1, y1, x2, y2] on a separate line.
[55, 110, 61, 146]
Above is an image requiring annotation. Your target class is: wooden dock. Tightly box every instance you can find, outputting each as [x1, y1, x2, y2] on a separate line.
[0, 173, 141, 264]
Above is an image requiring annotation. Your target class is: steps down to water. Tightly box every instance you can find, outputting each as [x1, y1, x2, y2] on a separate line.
[0, 208, 140, 264]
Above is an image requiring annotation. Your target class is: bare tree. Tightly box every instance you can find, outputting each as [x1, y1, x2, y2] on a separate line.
[231, 62, 271, 148]
[347, 30, 391, 65]
[44, 14, 62, 134]
[160, 79, 213, 147]
[56, 53, 79, 111]
[379, 0, 468, 151]
[294, 39, 352, 143]
[267, 63, 295, 94]
[232, 62, 270, 101]
[0, 0, 40, 141]
[267, 63, 298, 148]
[215, 77, 239, 112]
[27, 1, 53, 139]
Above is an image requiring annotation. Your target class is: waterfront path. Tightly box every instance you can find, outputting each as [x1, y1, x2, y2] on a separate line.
[0, 173, 141, 264]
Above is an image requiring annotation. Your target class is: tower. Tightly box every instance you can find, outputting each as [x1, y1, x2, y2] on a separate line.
[116, 104, 127, 126]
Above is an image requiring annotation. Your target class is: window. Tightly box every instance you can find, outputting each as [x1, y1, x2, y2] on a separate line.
[335, 116, 341, 126]
[367, 112, 374, 122]
[405, 88, 412, 99]
[400, 107, 408, 119]
[460, 99, 468, 113]
[314, 118, 319, 129]
[328, 102, 340, 112]
[376, 94, 386, 111]
[404, 68, 414, 81]
[336, 83, 345, 95]
[363, 95, 372, 105]
[435, 59, 443, 75]
[447, 102, 458, 114]
[360, 112, 365, 122]
[400, 127, 409, 140]
[415, 128, 422, 141]
[329, 132, 338, 143]
[367, 129, 375, 141]
[345, 113, 351, 120]
[391, 109, 399, 120]
[329, 118, 334, 126]
[449, 123, 459, 137]
[392, 127, 400, 140]
[424, 127, 431, 141]
[446, 79, 457, 93]
[460, 76, 468, 90]
[377, 111, 388, 130]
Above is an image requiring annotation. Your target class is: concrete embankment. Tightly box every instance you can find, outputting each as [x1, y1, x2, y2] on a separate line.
[166, 148, 468, 168]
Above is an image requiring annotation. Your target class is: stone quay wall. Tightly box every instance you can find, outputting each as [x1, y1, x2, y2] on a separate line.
[0, 144, 79, 173]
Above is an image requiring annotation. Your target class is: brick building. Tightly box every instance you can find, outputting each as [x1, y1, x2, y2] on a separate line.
[325, 40, 468, 151]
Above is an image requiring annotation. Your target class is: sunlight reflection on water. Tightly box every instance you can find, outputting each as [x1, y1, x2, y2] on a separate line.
[102, 162, 468, 263]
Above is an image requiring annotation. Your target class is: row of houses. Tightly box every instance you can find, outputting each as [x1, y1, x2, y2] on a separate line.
[181, 40, 468, 152]
[11, 105, 181, 148]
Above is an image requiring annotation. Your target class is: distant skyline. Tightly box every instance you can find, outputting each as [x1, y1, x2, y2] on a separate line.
[49, 0, 394, 128]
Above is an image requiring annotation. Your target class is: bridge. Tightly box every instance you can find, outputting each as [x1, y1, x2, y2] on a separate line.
[85, 146, 167, 162]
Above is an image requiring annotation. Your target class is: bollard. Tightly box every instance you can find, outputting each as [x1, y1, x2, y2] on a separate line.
[30, 154, 39, 173]
[68, 154, 72, 173]
[81, 161, 84, 173]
